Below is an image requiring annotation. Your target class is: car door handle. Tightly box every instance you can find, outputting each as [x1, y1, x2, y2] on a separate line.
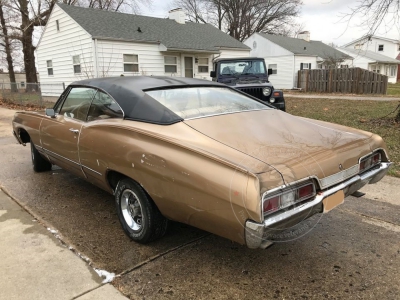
[69, 128, 80, 134]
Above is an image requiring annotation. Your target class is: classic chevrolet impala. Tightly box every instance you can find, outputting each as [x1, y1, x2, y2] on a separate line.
[12, 77, 391, 248]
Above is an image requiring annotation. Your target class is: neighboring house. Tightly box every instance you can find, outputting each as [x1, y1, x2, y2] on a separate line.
[339, 48, 399, 83]
[342, 35, 400, 82]
[36, 3, 250, 96]
[0, 73, 35, 90]
[243, 31, 352, 89]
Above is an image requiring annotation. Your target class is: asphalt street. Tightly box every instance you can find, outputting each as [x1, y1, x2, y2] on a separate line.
[1, 107, 399, 299]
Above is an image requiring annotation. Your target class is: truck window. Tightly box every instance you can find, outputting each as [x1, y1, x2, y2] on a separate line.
[219, 60, 266, 76]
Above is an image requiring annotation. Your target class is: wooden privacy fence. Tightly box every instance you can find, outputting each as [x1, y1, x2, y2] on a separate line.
[297, 68, 388, 94]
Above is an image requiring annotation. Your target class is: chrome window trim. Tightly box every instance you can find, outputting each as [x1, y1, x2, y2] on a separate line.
[184, 108, 270, 121]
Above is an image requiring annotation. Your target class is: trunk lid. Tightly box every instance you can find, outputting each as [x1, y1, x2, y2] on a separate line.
[184, 110, 373, 186]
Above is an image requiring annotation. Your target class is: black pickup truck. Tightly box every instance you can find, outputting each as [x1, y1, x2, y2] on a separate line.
[210, 57, 285, 111]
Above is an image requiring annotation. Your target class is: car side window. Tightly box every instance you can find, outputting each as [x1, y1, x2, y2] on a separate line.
[86, 91, 123, 121]
[59, 87, 96, 121]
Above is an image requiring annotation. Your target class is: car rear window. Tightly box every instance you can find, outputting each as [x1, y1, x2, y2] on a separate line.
[145, 87, 269, 120]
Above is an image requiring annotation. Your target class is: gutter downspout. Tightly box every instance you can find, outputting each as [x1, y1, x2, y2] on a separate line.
[94, 38, 99, 78]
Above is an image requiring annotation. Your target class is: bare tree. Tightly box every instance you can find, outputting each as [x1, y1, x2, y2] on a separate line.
[342, 0, 400, 120]
[0, 1, 17, 91]
[2, 0, 151, 91]
[174, 0, 302, 41]
[342, 0, 400, 38]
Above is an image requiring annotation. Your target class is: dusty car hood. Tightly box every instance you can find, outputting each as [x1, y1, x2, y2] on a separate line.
[184, 110, 375, 186]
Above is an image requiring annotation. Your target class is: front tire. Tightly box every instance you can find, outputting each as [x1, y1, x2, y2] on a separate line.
[31, 142, 52, 172]
[115, 179, 168, 243]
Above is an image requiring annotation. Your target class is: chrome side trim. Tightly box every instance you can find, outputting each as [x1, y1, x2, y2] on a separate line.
[44, 149, 80, 166]
[82, 165, 102, 176]
[43, 147, 102, 176]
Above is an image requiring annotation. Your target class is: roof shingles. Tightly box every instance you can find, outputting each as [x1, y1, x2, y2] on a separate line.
[57, 3, 249, 52]
[258, 33, 350, 60]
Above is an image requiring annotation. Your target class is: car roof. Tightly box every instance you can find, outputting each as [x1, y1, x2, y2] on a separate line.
[70, 76, 225, 125]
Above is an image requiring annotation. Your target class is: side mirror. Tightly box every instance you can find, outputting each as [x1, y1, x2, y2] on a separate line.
[210, 70, 216, 78]
[267, 69, 273, 75]
[45, 108, 56, 118]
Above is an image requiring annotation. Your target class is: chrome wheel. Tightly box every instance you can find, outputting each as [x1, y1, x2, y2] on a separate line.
[120, 189, 143, 231]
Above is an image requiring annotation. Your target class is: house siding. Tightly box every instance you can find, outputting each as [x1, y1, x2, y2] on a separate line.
[216, 48, 250, 59]
[36, 5, 92, 95]
[345, 38, 400, 59]
[244, 34, 296, 89]
[294, 56, 317, 87]
[340, 48, 398, 83]
[263, 56, 294, 89]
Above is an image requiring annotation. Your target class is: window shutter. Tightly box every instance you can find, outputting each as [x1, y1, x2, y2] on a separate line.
[309, 64, 311, 70]
[300, 63, 303, 70]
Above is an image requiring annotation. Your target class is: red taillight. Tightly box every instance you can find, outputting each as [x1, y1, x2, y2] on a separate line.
[360, 152, 381, 172]
[360, 160, 366, 171]
[372, 153, 381, 164]
[298, 184, 314, 199]
[263, 196, 279, 213]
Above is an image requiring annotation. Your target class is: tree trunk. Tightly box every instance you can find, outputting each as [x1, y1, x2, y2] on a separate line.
[19, 0, 38, 91]
[396, 107, 400, 122]
[0, 4, 17, 93]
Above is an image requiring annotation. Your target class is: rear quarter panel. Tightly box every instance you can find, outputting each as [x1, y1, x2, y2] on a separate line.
[78, 120, 262, 245]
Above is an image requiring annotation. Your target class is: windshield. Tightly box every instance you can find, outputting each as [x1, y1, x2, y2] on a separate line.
[219, 60, 266, 76]
[145, 87, 269, 120]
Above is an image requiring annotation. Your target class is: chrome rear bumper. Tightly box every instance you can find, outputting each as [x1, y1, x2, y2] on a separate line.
[245, 162, 392, 249]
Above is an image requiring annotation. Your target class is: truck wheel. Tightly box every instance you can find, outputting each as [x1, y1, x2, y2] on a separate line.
[31, 142, 52, 172]
[115, 178, 168, 243]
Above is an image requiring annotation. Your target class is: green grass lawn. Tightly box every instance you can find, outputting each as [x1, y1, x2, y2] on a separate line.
[286, 97, 400, 177]
[387, 82, 400, 96]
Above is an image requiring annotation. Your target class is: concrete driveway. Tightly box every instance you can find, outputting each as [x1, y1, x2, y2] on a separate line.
[1, 107, 399, 299]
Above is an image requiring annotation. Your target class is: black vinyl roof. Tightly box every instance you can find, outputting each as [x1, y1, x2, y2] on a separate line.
[71, 76, 225, 125]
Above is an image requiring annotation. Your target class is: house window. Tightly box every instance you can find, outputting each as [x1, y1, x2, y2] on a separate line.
[268, 64, 277, 74]
[340, 65, 349, 68]
[398, 45, 400, 51]
[300, 63, 311, 70]
[47, 60, 53, 75]
[198, 58, 209, 73]
[378, 44, 384, 51]
[56, 20, 60, 31]
[20, 82, 25, 88]
[123, 54, 139, 72]
[164, 56, 177, 73]
[73, 55, 81, 74]
[390, 65, 396, 76]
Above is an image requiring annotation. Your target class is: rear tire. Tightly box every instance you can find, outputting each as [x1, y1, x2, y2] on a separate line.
[31, 142, 52, 172]
[115, 178, 168, 243]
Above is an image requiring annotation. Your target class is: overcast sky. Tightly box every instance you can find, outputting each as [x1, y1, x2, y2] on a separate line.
[137, 0, 400, 46]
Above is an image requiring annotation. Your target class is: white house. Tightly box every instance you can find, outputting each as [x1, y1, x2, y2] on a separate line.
[342, 36, 400, 59]
[36, 4, 250, 96]
[338, 48, 399, 83]
[243, 32, 352, 89]
[342, 36, 400, 82]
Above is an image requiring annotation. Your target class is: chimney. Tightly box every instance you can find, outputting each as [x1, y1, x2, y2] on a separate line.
[298, 31, 310, 42]
[169, 8, 186, 24]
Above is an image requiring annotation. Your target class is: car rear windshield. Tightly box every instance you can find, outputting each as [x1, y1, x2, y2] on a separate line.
[145, 87, 269, 120]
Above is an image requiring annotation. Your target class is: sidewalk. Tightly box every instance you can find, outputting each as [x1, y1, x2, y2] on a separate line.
[285, 93, 400, 101]
[0, 190, 127, 300]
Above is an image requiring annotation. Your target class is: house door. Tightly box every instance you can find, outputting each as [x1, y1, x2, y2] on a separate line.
[184, 57, 194, 78]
